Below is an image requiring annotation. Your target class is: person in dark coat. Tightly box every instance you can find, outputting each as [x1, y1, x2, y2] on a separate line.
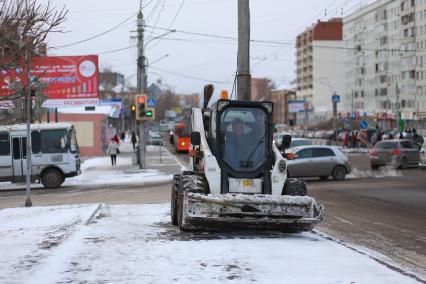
[131, 131, 137, 150]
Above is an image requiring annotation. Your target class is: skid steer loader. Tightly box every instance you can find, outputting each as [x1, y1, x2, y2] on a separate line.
[170, 89, 323, 232]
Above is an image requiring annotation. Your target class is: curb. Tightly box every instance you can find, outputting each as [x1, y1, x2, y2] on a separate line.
[313, 230, 426, 284]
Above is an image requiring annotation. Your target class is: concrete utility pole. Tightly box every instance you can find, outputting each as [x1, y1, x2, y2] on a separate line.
[137, 9, 146, 169]
[237, 0, 251, 101]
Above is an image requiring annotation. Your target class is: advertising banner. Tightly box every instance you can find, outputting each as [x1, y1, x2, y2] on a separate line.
[100, 99, 123, 118]
[288, 100, 306, 113]
[0, 55, 99, 107]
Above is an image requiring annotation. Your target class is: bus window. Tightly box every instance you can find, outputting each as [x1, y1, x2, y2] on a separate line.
[41, 130, 68, 153]
[31, 131, 41, 154]
[0, 133, 10, 155]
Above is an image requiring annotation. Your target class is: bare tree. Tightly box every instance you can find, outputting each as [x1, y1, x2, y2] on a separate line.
[0, 0, 67, 122]
[155, 89, 179, 122]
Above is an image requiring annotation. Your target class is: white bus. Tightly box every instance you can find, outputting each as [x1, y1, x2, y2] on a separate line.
[0, 123, 81, 188]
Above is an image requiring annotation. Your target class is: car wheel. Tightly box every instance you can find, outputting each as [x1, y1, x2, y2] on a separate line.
[319, 176, 329, 180]
[332, 165, 347, 181]
[371, 165, 380, 170]
[399, 157, 408, 170]
[41, 168, 64, 189]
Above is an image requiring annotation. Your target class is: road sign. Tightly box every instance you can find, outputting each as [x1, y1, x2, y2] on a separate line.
[148, 98, 156, 108]
[332, 94, 340, 104]
[359, 120, 368, 129]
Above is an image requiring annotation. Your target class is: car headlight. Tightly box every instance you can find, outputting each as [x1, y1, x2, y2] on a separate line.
[278, 159, 287, 173]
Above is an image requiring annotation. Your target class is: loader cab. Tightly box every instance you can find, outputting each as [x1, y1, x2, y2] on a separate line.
[208, 100, 275, 194]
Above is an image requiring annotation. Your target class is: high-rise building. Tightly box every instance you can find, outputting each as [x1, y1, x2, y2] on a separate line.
[296, 18, 344, 124]
[344, 0, 426, 132]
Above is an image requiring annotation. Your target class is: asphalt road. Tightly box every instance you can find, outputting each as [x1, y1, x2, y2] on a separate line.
[311, 154, 426, 279]
[0, 139, 425, 280]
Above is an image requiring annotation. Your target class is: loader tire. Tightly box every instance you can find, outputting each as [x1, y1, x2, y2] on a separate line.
[171, 175, 181, 226]
[182, 174, 205, 194]
[177, 189, 185, 230]
[282, 178, 308, 196]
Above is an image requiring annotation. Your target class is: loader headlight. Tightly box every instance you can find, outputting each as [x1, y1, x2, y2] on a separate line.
[278, 159, 287, 173]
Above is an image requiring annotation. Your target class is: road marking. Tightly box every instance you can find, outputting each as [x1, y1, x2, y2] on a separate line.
[334, 216, 353, 225]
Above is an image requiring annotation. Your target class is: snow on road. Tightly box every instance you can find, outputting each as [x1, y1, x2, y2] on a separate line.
[0, 203, 421, 284]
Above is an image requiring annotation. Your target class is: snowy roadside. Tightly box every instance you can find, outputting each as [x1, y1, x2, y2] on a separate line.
[0, 146, 177, 191]
[0, 203, 422, 284]
[64, 155, 173, 187]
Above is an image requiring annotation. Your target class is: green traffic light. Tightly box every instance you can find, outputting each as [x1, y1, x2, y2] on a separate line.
[146, 111, 153, 117]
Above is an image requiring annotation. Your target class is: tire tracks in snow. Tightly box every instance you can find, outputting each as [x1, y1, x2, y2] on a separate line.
[27, 204, 104, 284]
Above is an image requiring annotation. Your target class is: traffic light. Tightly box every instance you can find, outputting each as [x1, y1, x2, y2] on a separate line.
[131, 105, 136, 112]
[135, 94, 155, 120]
[136, 94, 146, 120]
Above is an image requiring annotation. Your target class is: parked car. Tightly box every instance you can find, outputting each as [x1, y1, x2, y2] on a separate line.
[290, 138, 312, 148]
[287, 146, 351, 181]
[369, 140, 421, 170]
[148, 132, 163, 145]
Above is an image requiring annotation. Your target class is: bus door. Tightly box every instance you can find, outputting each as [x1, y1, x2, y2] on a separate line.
[11, 136, 27, 180]
[0, 132, 13, 178]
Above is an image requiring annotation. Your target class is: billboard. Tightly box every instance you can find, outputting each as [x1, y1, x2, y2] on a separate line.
[0, 55, 99, 107]
[100, 99, 123, 118]
[288, 100, 306, 113]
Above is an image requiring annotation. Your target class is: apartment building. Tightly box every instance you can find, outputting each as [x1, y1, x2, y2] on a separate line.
[344, 0, 426, 131]
[296, 18, 345, 124]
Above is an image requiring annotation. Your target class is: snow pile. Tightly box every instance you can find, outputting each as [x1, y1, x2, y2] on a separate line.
[348, 167, 402, 179]
[0, 203, 420, 283]
[65, 155, 172, 186]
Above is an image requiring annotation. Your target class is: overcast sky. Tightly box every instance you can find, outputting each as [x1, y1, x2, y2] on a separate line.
[43, 0, 375, 94]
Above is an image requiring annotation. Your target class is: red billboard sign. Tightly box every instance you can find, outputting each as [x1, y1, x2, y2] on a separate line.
[0, 55, 99, 107]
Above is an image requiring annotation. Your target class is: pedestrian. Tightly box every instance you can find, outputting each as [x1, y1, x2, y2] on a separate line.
[348, 132, 353, 148]
[113, 133, 120, 145]
[342, 131, 347, 148]
[353, 131, 359, 148]
[412, 128, 424, 148]
[406, 129, 413, 139]
[131, 130, 137, 150]
[107, 138, 119, 166]
[120, 131, 125, 141]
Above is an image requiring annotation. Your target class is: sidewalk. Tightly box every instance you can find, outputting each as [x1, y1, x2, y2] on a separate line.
[0, 203, 420, 283]
[0, 141, 182, 191]
[65, 141, 182, 187]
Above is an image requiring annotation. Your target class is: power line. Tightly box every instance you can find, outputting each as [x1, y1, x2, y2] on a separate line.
[143, 30, 418, 53]
[51, 0, 158, 49]
[51, 13, 137, 49]
[150, 66, 229, 84]
[148, 0, 186, 49]
[144, 24, 294, 45]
